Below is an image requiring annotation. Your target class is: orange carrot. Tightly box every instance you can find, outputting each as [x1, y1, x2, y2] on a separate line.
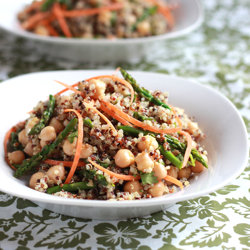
[54, 80, 84, 97]
[62, 3, 123, 18]
[44, 159, 86, 167]
[64, 109, 83, 184]
[100, 103, 133, 127]
[168, 104, 182, 127]
[102, 100, 182, 134]
[42, 22, 59, 36]
[144, 0, 174, 28]
[88, 159, 140, 181]
[113, 67, 121, 76]
[53, 2, 72, 38]
[164, 175, 183, 189]
[179, 131, 192, 168]
[85, 75, 134, 105]
[84, 102, 117, 134]
[24, 0, 45, 14]
[22, 12, 51, 30]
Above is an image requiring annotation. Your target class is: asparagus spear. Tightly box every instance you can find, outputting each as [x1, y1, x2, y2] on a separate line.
[14, 118, 77, 178]
[117, 125, 208, 169]
[46, 182, 96, 194]
[133, 112, 154, 121]
[120, 68, 171, 110]
[29, 95, 56, 135]
[131, 6, 158, 31]
[158, 145, 182, 169]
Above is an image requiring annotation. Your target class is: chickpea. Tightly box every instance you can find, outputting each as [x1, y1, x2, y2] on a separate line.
[124, 180, 143, 196]
[18, 129, 29, 147]
[137, 21, 150, 36]
[191, 160, 206, 173]
[47, 165, 65, 184]
[63, 138, 77, 156]
[49, 117, 64, 134]
[24, 142, 34, 157]
[98, 11, 112, 24]
[88, 79, 106, 100]
[135, 152, 154, 172]
[187, 120, 199, 135]
[165, 166, 178, 185]
[80, 143, 94, 159]
[29, 172, 45, 189]
[192, 140, 197, 149]
[114, 149, 135, 168]
[137, 135, 158, 151]
[40, 140, 46, 148]
[39, 126, 57, 142]
[8, 151, 25, 165]
[153, 162, 167, 180]
[178, 167, 191, 179]
[148, 181, 165, 197]
[34, 25, 49, 36]
[25, 117, 40, 136]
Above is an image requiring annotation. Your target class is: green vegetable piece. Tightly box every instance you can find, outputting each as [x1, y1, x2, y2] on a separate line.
[133, 112, 154, 121]
[41, 0, 72, 12]
[83, 118, 93, 128]
[29, 95, 56, 135]
[120, 68, 171, 110]
[46, 181, 96, 194]
[159, 145, 182, 169]
[10, 132, 23, 151]
[68, 130, 78, 143]
[140, 171, 158, 184]
[131, 6, 158, 31]
[14, 118, 77, 178]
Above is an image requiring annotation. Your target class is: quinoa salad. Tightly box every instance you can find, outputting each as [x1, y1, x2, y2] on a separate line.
[4, 68, 208, 201]
[17, 0, 175, 39]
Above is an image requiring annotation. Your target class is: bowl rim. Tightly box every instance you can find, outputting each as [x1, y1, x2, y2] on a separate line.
[0, 0, 204, 45]
[0, 70, 248, 208]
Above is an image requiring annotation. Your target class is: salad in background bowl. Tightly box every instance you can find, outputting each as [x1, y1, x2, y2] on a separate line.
[0, 0, 204, 62]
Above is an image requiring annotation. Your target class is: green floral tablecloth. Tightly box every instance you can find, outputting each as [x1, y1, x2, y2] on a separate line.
[1, 0, 250, 249]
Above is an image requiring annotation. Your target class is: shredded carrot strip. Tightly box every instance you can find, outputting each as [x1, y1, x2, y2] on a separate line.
[62, 3, 123, 17]
[24, 0, 45, 14]
[4, 122, 25, 171]
[64, 109, 83, 184]
[53, 2, 72, 38]
[179, 131, 192, 169]
[22, 12, 51, 30]
[100, 103, 133, 127]
[113, 67, 121, 76]
[85, 75, 134, 105]
[164, 175, 183, 189]
[88, 159, 140, 181]
[84, 102, 117, 134]
[44, 159, 86, 167]
[102, 100, 182, 134]
[54, 80, 84, 97]
[41, 22, 59, 36]
[144, 0, 174, 28]
[168, 104, 182, 127]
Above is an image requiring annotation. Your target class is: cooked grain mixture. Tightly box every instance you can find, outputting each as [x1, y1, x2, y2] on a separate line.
[5, 68, 208, 201]
[17, 0, 174, 38]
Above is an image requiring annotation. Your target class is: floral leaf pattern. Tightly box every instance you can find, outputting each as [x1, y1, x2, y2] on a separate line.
[0, 0, 250, 249]
[180, 220, 231, 247]
[34, 222, 90, 248]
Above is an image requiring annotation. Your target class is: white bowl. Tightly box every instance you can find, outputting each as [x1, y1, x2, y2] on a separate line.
[0, 0, 204, 63]
[0, 70, 248, 220]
